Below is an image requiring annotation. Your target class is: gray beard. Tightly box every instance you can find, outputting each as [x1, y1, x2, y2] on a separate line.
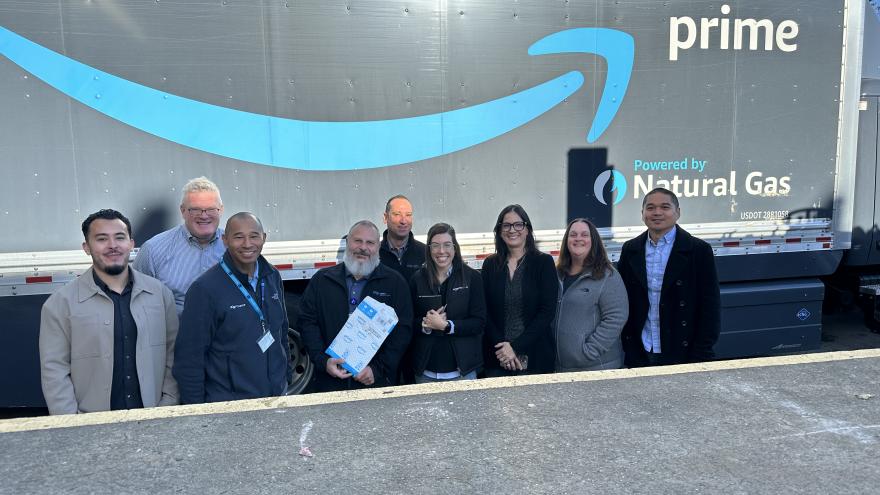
[343, 251, 380, 279]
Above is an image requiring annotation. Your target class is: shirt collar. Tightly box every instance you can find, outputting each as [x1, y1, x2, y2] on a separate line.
[92, 267, 134, 295]
[345, 267, 372, 283]
[649, 225, 677, 247]
[387, 236, 409, 254]
[181, 224, 221, 245]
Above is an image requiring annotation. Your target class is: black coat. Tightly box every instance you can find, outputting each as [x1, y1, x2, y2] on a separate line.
[174, 254, 290, 404]
[409, 264, 487, 376]
[379, 230, 426, 283]
[617, 226, 721, 366]
[481, 251, 558, 374]
[297, 262, 413, 392]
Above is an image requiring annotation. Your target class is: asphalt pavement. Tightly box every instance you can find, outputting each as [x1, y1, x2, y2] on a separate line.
[1, 350, 878, 494]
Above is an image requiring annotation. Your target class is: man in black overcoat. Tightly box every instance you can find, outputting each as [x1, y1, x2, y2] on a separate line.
[617, 187, 721, 366]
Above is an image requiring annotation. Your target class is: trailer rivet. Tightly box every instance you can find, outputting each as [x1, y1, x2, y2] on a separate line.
[95, 93, 101, 99]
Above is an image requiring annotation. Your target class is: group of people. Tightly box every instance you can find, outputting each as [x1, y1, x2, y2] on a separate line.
[38, 177, 721, 415]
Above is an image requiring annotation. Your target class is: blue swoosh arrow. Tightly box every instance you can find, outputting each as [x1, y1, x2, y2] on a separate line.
[0, 26, 633, 171]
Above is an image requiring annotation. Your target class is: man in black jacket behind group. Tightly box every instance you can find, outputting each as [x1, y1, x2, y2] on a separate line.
[617, 187, 721, 367]
[298, 220, 413, 392]
[379, 195, 426, 282]
[378, 195, 425, 384]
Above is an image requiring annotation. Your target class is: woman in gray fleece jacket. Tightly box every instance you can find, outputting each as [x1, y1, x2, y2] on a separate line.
[553, 218, 629, 372]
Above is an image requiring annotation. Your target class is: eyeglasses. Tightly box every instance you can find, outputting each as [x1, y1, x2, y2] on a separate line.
[499, 222, 527, 232]
[429, 242, 455, 252]
[186, 207, 221, 216]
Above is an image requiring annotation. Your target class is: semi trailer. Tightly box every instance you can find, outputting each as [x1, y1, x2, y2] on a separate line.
[0, 0, 877, 406]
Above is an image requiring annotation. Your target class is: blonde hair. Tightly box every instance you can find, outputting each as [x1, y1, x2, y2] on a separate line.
[180, 177, 222, 206]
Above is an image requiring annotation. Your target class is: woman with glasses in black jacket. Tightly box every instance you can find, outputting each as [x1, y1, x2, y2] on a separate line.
[409, 223, 487, 383]
[481, 205, 558, 376]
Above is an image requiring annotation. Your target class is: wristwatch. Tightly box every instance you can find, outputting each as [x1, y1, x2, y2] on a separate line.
[443, 321, 452, 334]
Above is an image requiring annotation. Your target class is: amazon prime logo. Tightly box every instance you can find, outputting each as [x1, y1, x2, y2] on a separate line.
[593, 170, 627, 206]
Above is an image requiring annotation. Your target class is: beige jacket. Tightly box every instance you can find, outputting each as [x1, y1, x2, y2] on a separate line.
[39, 267, 179, 414]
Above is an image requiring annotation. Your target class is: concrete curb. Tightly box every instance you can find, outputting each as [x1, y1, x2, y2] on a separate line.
[3, 348, 879, 434]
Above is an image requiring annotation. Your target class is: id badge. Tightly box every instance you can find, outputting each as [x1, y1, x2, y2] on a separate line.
[257, 330, 275, 353]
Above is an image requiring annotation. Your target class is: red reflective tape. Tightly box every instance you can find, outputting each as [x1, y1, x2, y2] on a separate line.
[722, 241, 740, 247]
[476, 253, 491, 260]
[314, 261, 337, 268]
[26, 276, 52, 284]
[817, 237, 832, 242]
[755, 239, 772, 245]
[785, 238, 802, 243]
[274, 264, 293, 270]
[823, 243, 831, 249]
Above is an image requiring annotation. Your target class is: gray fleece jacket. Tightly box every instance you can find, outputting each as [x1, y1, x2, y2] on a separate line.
[553, 268, 629, 372]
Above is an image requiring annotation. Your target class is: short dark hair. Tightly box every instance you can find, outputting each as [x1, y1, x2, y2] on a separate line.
[384, 194, 411, 214]
[81, 209, 132, 239]
[492, 204, 537, 267]
[642, 187, 680, 209]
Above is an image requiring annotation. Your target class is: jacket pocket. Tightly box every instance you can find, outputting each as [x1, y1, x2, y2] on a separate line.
[69, 314, 104, 359]
[226, 355, 238, 393]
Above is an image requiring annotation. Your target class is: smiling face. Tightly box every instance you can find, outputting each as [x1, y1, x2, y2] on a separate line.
[500, 211, 528, 251]
[347, 224, 380, 262]
[642, 191, 681, 239]
[222, 215, 266, 274]
[181, 190, 223, 244]
[429, 232, 454, 273]
[83, 218, 134, 277]
[566, 221, 592, 261]
[344, 223, 381, 279]
[383, 197, 413, 242]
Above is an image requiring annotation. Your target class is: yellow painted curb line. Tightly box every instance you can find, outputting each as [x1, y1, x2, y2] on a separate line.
[2, 348, 879, 434]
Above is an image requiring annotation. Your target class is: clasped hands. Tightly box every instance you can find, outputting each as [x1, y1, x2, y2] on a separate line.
[495, 341, 523, 371]
[422, 305, 448, 332]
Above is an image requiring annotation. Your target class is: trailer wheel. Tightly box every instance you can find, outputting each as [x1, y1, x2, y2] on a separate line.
[285, 327, 314, 395]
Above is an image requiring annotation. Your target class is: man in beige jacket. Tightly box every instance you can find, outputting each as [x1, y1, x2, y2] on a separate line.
[40, 209, 179, 414]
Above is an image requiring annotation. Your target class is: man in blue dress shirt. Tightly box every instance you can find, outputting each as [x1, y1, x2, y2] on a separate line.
[617, 187, 721, 366]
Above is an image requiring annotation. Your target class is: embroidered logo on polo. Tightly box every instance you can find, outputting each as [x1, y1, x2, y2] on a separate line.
[0, 26, 634, 171]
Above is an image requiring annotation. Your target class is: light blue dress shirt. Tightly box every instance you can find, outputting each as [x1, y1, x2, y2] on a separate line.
[641, 226, 677, 353]
[132, 224, 226, 315]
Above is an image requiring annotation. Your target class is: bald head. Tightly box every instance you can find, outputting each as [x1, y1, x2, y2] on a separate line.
[226, 212, 264, 233]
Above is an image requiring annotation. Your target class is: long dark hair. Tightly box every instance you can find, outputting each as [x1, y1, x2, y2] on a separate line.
[492, 204, 537, 268]
[424, 223, 464, 291]
[556, 218, 613, 279]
